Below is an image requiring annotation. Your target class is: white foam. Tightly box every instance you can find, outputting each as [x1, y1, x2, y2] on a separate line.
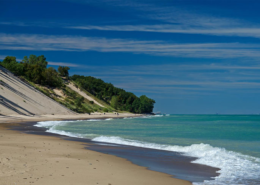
[123, 117, 133, 119]
[87, 119, 103, 121]
[47, 129, 97, 138]
[138, 115, 159, 119]
[154, 114, 164, 117]
[92, 136, 260, 185]
[35, 120, 79, 128]
[47, 129, 87, 138]
[124, 115, 164, 119]
[35, 120, 97, 138]
[85, 118, 113, 121]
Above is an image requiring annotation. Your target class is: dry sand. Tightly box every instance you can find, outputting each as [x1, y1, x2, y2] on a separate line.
[0, 123, 191, 185]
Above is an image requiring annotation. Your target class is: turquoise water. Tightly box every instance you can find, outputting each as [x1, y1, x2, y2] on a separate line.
[36, 115, 260, 185]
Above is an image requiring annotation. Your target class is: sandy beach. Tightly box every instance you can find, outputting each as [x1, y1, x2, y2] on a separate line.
[0, 116, 191, 185]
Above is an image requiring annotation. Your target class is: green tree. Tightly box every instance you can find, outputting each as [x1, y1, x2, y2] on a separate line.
[3, 56, 16, 64]
[27, 64, 44, 84]
[1, 56, 24, 75]
[28, 55, 48, 68]
[28, 55, 37, 64]
[22, 56, 29, 63]
[8, 62, 24, 75]
[140, 95, 156, 113]
[37, 55, 48, 68]
[132, 98, 141, 113]
[110, 96, 119, 109]
[42, 67, 63, 87]
[126, 94, 136, 105]
[58, 66, 70, 79]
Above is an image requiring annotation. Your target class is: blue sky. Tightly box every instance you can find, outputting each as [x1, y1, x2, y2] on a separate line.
[1, 0, 260, 114]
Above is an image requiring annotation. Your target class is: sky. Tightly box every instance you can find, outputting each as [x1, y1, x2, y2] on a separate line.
[1, 0, 260, 114]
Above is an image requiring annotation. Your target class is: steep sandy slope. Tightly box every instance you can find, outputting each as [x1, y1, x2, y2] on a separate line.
[67, 82, 105, 107]
[0, 66, 75, 116]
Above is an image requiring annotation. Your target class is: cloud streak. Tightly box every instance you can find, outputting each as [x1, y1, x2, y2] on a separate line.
[67, 24, 260, 39]
[63, 0, 260, 38]
[1, 33, 260, 59]
[2, 0, 260, 39]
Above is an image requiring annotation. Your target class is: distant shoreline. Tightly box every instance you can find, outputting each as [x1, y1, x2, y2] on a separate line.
[0, 112, 144, 124]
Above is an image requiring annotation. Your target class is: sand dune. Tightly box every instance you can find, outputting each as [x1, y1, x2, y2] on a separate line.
[0, 66, 75, 116]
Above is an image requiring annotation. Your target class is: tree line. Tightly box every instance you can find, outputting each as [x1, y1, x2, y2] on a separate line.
[0, 55, 69, 88]
[71, 75, 155, 113]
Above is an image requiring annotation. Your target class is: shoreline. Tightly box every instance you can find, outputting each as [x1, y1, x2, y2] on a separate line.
[0, 114, 192, 185]
[0, 112, 144, 124]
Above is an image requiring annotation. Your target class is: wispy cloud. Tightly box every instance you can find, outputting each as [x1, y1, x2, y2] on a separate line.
[3, 20, 260, 39]
[67, 24, 260, 39]
[2, 0, 260, 39]
[62, 0, 260, 39]
[1, 33, 260, 59]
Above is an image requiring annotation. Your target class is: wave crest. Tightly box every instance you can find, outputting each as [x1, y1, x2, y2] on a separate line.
[92, 136, 260, 185]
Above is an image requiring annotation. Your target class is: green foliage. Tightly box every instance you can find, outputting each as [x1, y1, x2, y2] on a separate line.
[110, 96, 119, 109]
[43, 67, 63, 87]
[1, 55, 63, 88]
[62, 87, 77, 98]
[58, 66, 70, 79]
[71, 75, 155, 113]
[75, 96, 84, 109]
[1, 56, 24, 75]
[3, 56, 16, 64]
[22, 56, 28, 63]
[103, 108, 109, 112]
[24, 63, 44, 84]
[23, 55, 48, 68]
[81, 106, 91, 114]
